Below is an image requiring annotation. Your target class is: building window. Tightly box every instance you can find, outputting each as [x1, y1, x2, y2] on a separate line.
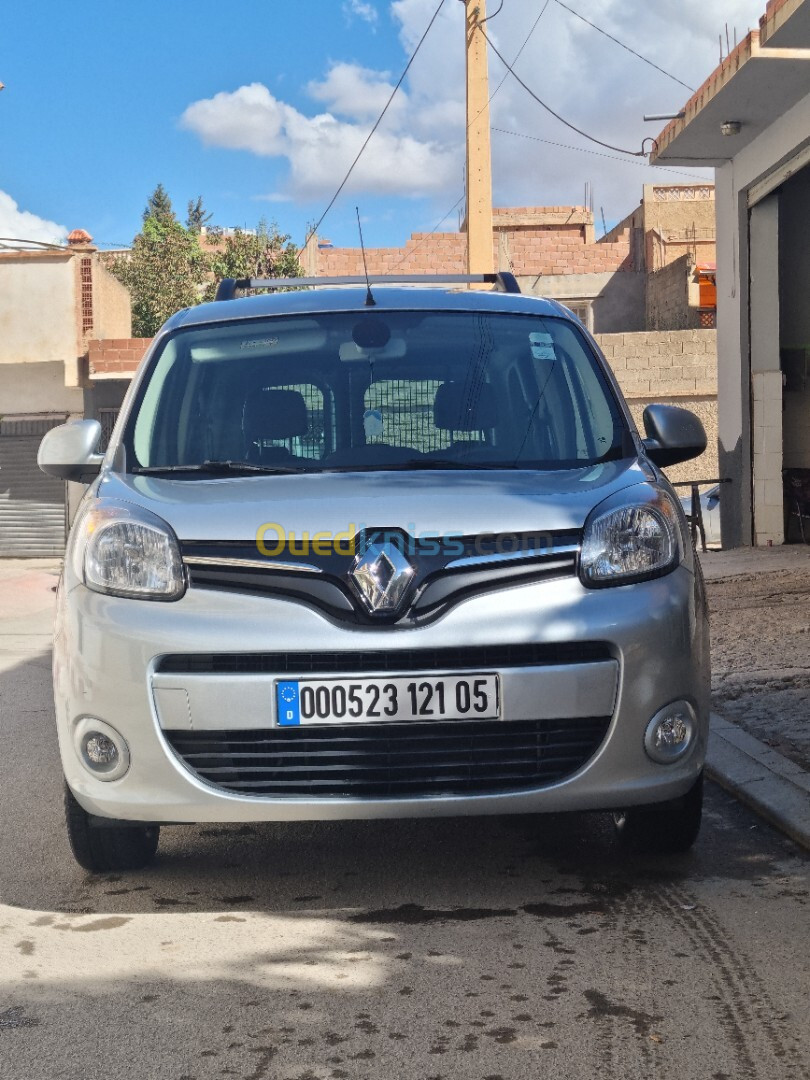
[80, 258, 94, 336]
[98, 408, 120, 451]
[563, 301, 593, 332]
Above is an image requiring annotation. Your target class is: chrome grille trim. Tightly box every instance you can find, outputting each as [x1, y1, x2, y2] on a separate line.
[184, 556, 322, 574]
[445, 545, 579, 570]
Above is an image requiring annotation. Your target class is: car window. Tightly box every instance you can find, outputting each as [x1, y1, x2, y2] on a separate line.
[125, 310, 626, 473]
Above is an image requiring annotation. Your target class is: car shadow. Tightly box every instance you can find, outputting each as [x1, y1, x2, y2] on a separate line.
[0, 652, 803, 921]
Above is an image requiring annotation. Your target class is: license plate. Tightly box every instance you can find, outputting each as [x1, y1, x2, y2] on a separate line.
[276, 674, 500, 726]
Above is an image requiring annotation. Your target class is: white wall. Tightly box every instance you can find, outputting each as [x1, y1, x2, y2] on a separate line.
[714, 86, 810, 545]
[0, 255, 76, 365]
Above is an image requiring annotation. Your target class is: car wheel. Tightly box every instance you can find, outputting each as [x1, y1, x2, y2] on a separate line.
[613, 772, 703, 854]
[64, 783, 160, 872]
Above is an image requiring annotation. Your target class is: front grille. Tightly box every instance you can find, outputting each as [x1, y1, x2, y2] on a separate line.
[164, 716, 611, 798]
[157, 642, 612, 675]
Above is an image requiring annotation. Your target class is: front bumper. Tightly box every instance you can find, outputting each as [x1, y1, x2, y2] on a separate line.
[53, 566, 709, 823]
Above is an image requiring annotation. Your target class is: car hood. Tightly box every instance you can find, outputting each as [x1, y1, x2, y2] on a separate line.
[96, 459, 654, 542]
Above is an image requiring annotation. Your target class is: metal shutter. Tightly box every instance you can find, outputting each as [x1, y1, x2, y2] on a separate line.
[0, 417, 67, 557]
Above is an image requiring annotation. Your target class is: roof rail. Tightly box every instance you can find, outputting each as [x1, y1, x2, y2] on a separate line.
[214, 272, 521, 302]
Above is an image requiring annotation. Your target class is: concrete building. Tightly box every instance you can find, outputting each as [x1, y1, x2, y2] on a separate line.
[0, 231, 131, 555]
[652, 0, 810, 546]
[602, 184, 717, 331]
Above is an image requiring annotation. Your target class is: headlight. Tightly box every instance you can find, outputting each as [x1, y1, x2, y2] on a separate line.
[579, 489, 680, 587]
[79, 502, 186, 601]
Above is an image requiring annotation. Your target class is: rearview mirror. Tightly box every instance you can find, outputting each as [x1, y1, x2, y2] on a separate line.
[642, 404, 706, 468]
[38, 419, 104, 482]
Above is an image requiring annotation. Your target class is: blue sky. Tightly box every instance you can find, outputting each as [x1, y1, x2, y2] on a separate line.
[2, 0, 764, 251]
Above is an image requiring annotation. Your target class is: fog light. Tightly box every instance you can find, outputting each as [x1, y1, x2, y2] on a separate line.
[74, 718, 130, 781]
[84, 733, 118, 766]
[644, 703, 696, 764]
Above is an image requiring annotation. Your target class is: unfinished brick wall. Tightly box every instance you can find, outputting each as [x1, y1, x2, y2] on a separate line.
[88, 338, 151, 378]
[315, 233, 633, 277]
[595, 329, 718, 482]
[601, 185, 715, 273]
[311, 206, 635, 279]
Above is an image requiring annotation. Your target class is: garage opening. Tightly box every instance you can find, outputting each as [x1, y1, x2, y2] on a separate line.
[779, 166, 810, 542]
[0, 415, 67, 557]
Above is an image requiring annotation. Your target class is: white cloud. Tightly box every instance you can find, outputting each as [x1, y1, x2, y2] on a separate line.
[0, 191, 66, 245]
[182, 0, 765, 222]
[307, 63, 405, 123]
[343, 1, 379, 26]
[181, 81, 455, 200]
[253, 192, 294, 203]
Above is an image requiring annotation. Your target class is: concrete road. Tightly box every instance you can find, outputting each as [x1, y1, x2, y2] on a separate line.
[1, 563, 808, 1080]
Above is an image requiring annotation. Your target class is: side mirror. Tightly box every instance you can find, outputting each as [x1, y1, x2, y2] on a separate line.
[38, 420, 104, 482]
[642, 404, 706, 468]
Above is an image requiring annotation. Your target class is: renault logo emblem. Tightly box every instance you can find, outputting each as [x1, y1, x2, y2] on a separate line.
[350, 542, 415, 614]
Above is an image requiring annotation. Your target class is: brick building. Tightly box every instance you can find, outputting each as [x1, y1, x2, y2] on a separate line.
[302, 205, 642, 333]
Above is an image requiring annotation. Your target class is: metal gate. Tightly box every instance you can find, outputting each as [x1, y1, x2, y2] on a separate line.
[0, 416, 67, 557]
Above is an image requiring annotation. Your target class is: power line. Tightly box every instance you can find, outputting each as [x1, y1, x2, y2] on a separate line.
[484, 0, 551, 114]
[492, 126, 707, 180]
[390, 4, 552, 276]
[302, 0, 447, 250]
[479, 22, 646, 158]
[391, 194, 466, 269]
[552, 0, 695, 93]
[478, 0, 504, 25]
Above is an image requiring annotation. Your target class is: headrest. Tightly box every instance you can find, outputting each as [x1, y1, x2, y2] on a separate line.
[433, 381, 497, 431]
[243, 389, 309, 441]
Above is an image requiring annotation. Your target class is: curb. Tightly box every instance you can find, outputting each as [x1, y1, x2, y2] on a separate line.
[706, 713, 810, 852]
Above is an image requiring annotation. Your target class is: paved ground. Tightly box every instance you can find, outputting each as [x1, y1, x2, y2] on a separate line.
[1, 560, 808, 1080]
[703, 546, 810, 772]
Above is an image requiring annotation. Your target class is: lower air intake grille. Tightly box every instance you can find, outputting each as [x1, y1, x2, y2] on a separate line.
[164, 717, 611, 799]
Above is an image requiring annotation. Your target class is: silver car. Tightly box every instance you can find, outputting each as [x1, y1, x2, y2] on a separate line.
[40, 274, 710, 871]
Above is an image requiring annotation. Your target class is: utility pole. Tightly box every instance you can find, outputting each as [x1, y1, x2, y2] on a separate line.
[463, 0, 494, 276]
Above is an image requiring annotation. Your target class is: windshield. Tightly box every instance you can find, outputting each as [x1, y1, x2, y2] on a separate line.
[123, 310, 627, 474]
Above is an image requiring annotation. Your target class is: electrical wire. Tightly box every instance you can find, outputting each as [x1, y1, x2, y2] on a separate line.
[0, 236, 65, 250]
[492, 126, 707, 179]
[479, 22, 646, 157]
[479, 0, 550, 119]
[302, 0, 447, 250]
[478, 0, 504, 24]
[552, 0, 695, 93]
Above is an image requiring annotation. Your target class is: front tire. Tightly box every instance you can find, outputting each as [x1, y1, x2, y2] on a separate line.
[64, 784, 159, 871]
[613, 771, 703, 854]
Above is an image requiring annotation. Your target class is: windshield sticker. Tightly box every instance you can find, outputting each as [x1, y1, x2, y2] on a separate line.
[529, 332, 556, 361]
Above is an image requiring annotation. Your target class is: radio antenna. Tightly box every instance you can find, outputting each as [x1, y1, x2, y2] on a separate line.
[356, 207, 376, 307]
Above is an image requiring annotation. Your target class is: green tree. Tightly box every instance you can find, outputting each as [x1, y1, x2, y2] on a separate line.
[204, 220, 302, 299]
[142, 183, 175, 226]
[186, 196, 212, 234]
[110, 207, 206, 337]
[110, 189, 302, 335]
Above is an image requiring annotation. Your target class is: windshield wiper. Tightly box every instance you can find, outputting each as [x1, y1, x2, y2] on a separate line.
[373, 460, 518, 471]
[132, 460, 311, 476]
